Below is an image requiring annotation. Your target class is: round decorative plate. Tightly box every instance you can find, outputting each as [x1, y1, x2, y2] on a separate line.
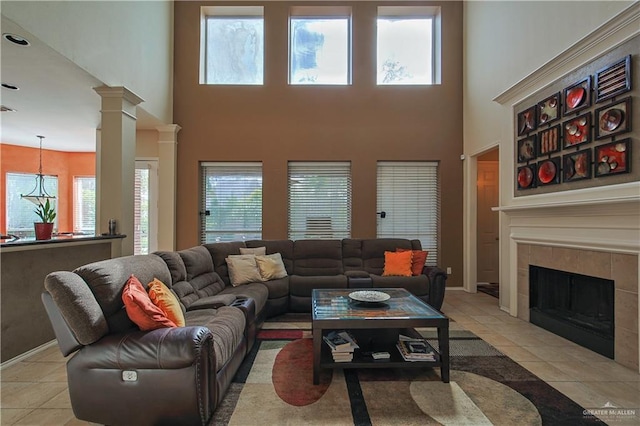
[600, 109, 623, 132]
[517, 167, 533, 188]
[349, 290, 390, 303]
[538, 160, 556, 184]
[566, 87, 585, 109]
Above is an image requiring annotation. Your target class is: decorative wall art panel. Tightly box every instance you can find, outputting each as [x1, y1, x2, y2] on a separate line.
[595, 97, 632, 140]
[563, 78, 591, 116]
[594, 139, 630, 177]
[563, 113, 592, 148]
[563, 149, 592, 182]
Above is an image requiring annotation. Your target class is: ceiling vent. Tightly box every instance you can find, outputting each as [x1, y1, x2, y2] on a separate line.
[1, 83, 19, 90]
[3, 33, 30, 46]
[1, 105, 17, 112]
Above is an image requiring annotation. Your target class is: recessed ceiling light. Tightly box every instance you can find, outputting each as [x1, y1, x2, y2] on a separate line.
[1, 83, 19, 90]
[3, 33, 30, 46]
[1, 105, 18, 112]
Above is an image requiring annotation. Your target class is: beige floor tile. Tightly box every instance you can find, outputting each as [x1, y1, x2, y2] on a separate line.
[14, 408, 78, 425]
[0, 382, 67, 409]
[518, 361, 577, 382]
[0, 408, 34, 425]
[582, 381, 640, 408]
[40, 389, 72, 409]
[468, 315, 504, 324]
[492, 345, 542, 362]
[39, 364, 69, 383]
[474, 333, 517, 347]
[1, 362, 63, 383]
[522, 345, 582, 362]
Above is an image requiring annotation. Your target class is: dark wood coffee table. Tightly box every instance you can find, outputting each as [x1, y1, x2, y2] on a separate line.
[312, 288, 449, 385]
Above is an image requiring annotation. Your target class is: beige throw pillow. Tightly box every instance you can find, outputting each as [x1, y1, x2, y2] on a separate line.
[226, 255, 262, 286]
[255, 253, 288, 281]
[239, 246, 266, 255]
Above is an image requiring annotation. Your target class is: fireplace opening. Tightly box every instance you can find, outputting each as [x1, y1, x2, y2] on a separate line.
[529, 265, 614, 359]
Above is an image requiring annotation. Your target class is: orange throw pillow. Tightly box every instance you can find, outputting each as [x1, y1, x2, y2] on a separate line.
[397, 248, 429, 276]
[122, 275, 177, 331]
[382, 250, 413, 277]
[147, 278, 186, 327]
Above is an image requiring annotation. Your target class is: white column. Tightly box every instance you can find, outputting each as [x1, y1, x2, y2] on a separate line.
[156, 124, 181, 251]
[93, 86, 144, 256]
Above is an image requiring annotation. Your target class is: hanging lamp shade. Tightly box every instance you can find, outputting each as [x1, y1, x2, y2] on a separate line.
[21, 135, 57, 205]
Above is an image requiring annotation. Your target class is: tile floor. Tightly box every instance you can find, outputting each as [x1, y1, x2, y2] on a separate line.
[1, 289, 638, 425]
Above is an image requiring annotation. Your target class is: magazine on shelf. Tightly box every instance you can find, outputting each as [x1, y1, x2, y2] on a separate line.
[323, 330, 359, 352]
[396, 338, 436, 362]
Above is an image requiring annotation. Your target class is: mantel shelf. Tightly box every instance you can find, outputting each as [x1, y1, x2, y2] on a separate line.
[493, 195, 640, 213]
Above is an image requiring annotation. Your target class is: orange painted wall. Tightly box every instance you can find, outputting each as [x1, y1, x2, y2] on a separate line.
[0, 144, 95, 233]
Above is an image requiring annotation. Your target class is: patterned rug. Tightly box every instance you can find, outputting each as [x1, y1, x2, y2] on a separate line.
[211, 315, 603, 425]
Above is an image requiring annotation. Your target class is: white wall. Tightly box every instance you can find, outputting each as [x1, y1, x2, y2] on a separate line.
[1, 0, 174, 124]
[462, 1, 637, 312]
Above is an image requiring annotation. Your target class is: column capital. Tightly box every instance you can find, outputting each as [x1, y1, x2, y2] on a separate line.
[156, 124, 182, 144]
[93, 85, 144, 106]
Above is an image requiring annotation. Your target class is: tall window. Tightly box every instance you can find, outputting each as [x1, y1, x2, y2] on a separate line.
[377, 162, 440, 266]
[288, 162, 351, 239]
[73, 176, 95, 234]
[289, 6, 351, 85]
[6, 173, 58, 237]
[377, 6, 438, 85]
[201, 162, 262, 243]
[203, 6, 264, 85]
[134, 160, 158, 255]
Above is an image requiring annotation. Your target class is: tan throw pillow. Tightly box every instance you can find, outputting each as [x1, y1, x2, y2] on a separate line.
[255, 253, 288, 281]
[239, 246, 266, 255]
[226, 255, 262, 286]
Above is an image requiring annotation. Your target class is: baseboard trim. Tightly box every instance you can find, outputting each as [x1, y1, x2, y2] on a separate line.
[0, 340, 58, 370]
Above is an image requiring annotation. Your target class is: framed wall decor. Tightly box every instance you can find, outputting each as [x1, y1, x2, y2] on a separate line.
[563, 149, 592, 182]
[538, 93, 560, 125]
[563, 77, 591, 116]
[595, 97, 631, 140]
[538, 125, 561, 155]
[537, 157, 561, 186]
[517, 106, 536, 136]
[563, 112, 591, 148]
[517, 135, 537, 163]
[595, 55, 631, 103]
[594, 139, 630, 177]
[517, 164, 536, 190]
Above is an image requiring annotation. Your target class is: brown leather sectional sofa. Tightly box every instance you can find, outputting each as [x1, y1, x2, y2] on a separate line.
[42, 238, 446, 425]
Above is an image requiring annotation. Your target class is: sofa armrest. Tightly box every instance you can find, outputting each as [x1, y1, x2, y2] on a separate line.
[231, 298, 257, 351]
[423, 266, 447, 311]
[73, 326, 214, 370]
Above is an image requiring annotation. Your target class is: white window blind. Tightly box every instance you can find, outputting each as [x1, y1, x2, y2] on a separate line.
[200, 162, 263, 243]
[6, 173, 58, 237]
[288, 162, 351, 240]
[134, 167, 149, 255]
[377, 161, 440, 266]
[73, 176, 95, 234]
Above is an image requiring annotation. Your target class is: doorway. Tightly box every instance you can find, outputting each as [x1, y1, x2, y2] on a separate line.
[476, 149, 499, 298]
[134, 159, 158, 255]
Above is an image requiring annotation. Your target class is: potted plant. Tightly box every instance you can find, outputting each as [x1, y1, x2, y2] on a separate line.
[34, 199, 56, 240]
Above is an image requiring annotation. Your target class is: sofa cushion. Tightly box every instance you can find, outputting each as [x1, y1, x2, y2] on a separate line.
[148, 278, 186, 327]
[240, 246, 266, 255]
[204, 242, 247, 286]
[342, 238, 364, 272]
[397, 248, 429, 276]
[122, 275, 177, 331]
[255, 253, 288, 280]
[259, 276, 289, 300]
[246, 240, 294, 275]
[370, 274, 429, 297]
[179, 246, 226, 298]
[153, 251, 187, 284]
[382, 251, 413, 277]
[226, 255, 262, 286]
[289, 275, 348, 297]
[184, 306, 245, 372]
[74, 254, 171, 334]
[44, 271, 109, 345]
[189, 294, 237, 310]
[361, 239, 415, 275]
[293, 239, 344, 276]
[219, 282, 269, 315]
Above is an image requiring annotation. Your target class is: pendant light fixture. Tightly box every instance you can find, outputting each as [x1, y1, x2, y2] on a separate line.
[21, 135, 56, 205]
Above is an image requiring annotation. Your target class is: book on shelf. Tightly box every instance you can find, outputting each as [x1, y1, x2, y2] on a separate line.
[396, 338, 436, 362]
[331, 352, 354, 362]
[323, 330, 359, 352]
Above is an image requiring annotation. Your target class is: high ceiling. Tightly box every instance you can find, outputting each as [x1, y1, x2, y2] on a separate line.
[0, 16, 161, 153]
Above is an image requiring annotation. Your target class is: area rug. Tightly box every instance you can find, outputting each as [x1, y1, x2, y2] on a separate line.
[212, 317, 603, 426]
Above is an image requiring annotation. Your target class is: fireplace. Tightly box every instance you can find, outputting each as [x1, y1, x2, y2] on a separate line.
[529, 265, 614, 359]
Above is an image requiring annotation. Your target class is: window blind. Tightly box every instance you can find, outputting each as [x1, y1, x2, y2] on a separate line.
[288, 162, 351, 240]
[134, 167, 149, 255]
[377, 161, 440, 266]
[73, 176, 95, 234]
[200, 162, 263, 244]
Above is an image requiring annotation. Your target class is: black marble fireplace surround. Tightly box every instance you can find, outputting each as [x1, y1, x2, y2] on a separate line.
[529, 265, 614, 359]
